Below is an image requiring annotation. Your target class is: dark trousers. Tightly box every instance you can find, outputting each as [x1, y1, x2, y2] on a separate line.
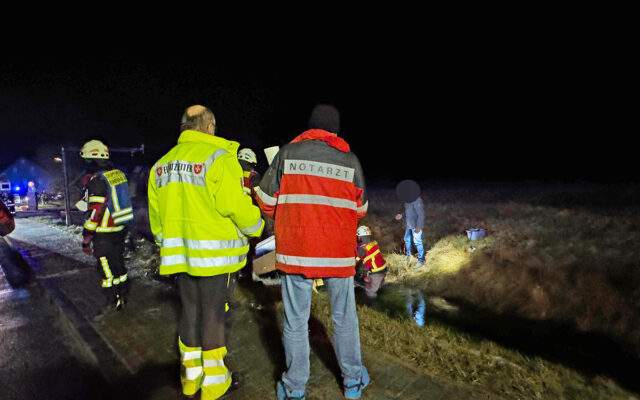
[92, 231, 128, 303]
[178, 273, 234, 351]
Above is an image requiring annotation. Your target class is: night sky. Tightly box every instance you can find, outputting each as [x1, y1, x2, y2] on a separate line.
[0, 43, 633, 185]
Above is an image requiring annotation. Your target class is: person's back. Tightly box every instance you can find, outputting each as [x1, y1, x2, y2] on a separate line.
[148, 105, 263, 399]
[257, 104, 370, 400]
[259, 131, 367, 278]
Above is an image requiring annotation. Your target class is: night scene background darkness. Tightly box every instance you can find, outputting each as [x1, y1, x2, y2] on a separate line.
[0, 45, 633, 185]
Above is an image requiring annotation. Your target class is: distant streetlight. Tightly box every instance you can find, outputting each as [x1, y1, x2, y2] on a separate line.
[54, 157, 62, 162]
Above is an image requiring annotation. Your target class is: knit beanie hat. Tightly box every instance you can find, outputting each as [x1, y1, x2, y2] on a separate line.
[308, 104, 340, 134]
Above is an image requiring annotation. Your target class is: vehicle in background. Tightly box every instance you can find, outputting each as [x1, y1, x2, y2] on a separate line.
[0, 191, 16, 215]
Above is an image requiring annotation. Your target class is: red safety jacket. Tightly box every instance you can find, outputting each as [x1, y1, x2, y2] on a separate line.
[357, 241, 387, 274]
[256, 129, 368, 278]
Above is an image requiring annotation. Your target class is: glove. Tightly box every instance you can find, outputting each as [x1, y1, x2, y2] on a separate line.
[82, 242, 93, 256]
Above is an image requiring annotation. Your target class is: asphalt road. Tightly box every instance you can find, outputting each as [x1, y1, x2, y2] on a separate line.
[0, 238, 111, 400]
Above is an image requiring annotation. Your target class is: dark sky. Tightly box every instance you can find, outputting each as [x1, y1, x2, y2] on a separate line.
[0, 41, 634, 185]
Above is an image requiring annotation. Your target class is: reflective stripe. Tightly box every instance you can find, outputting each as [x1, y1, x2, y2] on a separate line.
[278, 194, 357, 210]
[357, 201, 368, 214]
[283, 159, 355, 183]
[206, 149, 228, 169]
[371, 264, 387, 273]
[255, 187, 277, 206]
[84, 221, 98, 231]
[276, 253, 355, 267]
[111, 185, 121, 212]
[112, 207, 133, 218]
[89, 196, 105, 203]
[100, 257, 113, 287]
[185, 366, 204, 380]
[364, 249, 380, 263]
[238, 218, 263, 236]
[202, 371, 231, 387]
[162, 254, 247, 268]
[156, 171, 206, 188]
[243, 186, 251, 194]
[113, 214, 134, 224]
[181, 349, 202, 361]
[154, 233, 163, 244]
[96, 226, 125, 233]
[101, 208, 110, 229]
[203, 359, 225, 368]
[163, 237, 249, 250]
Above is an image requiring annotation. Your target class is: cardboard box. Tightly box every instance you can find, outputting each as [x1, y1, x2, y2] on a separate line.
[253, 235, 276, 275]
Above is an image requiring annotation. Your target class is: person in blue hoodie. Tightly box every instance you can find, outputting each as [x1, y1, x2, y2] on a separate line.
[394, 179, 425, 269]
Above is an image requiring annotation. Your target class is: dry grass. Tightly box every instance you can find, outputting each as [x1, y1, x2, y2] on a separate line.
[346, 181, 640, 399]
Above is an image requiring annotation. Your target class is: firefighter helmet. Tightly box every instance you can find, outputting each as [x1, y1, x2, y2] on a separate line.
[80, 140, 110, 159]
[238, 148, 257, 165]
[357, 225, 372, 237]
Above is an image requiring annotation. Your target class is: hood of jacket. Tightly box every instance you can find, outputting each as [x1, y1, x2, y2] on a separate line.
[178, 130, 240, 153]
[290, 129, 350, 153]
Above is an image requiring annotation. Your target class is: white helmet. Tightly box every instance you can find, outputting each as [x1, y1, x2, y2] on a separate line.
[357, 225, 371, 237]
[80, 140, 110, 159]
[238, 148, 257, 164]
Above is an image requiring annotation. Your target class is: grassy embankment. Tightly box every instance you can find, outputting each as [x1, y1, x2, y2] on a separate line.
[307, 181, 640, 399]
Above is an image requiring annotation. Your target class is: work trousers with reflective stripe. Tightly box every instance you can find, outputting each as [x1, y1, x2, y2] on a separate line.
[92, 231, 128, 303]
[178, 273, 234, 399]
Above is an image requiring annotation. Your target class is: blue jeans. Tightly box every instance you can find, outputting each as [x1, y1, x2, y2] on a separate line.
[404, 228, 425, 262]
[280, 273, 364, 393]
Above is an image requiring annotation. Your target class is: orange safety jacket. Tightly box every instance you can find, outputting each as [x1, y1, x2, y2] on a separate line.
[357, 241, 387, 274]
[255, 129, 368, 278]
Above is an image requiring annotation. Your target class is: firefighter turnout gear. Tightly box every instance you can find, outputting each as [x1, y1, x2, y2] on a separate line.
[82, 165, 134, 311]
[358, 241, 387, 274]
[256, 129, 368, 278]
[148, 130, 264, 277]
[83, 170, 134, 233]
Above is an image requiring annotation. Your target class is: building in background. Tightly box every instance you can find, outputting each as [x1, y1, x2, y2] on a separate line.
[0, 157, 55, 196]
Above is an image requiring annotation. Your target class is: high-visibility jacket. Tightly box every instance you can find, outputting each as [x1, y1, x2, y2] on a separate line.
[357, 241, 387, 274]
[256, 129, 368, 278]
[148, 130, 264, 277]
[83, 169, 134, 235]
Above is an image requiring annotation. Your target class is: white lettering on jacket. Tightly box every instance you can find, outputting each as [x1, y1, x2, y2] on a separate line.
[284, 160, 354, 182]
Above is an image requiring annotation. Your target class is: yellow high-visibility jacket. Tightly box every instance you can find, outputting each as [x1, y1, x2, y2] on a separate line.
[148, 130, 264, 276]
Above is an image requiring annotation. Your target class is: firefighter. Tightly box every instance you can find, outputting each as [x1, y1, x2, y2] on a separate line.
[237, 147, 263, 281]
[148, 105, 263, 399]
[256, 104, 370, 399]
[237, 147, 261, 204]
[355, 225, 387, 299]
[80, 139, 134, 312]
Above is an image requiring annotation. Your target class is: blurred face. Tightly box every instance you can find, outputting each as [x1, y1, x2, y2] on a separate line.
[396, 179, 421, 203]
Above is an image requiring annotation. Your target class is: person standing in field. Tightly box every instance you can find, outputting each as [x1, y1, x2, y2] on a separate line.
[395, 179, 426, 269]
[148, 105, 264, 399]
[256, 104, 370, 400]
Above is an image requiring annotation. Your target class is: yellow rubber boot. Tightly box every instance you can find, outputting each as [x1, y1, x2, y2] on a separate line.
[179, 337, 203, 396]
[201, 346, 232, 400]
